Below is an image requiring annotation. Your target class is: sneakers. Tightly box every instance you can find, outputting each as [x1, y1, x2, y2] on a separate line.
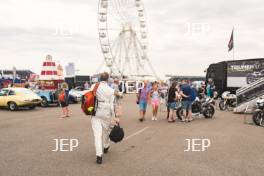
[104, 147, 110, 154]
[152, 116, 158, 121]
[96, 156, 102, 164]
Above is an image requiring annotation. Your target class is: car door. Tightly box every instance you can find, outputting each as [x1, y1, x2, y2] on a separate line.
[0, 92, 6, 106]
[8, 90, 17, 104]
[0, 89, 9, 107]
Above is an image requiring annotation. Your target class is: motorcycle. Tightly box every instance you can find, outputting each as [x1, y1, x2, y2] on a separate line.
[176, 97, 215, 120]
[252, 98, 264, 126]
[219, 91, 237, 111]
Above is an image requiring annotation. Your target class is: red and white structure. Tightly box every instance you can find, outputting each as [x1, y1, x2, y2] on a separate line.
[39, 55, 63, 80]
[39, 55, 64, 90]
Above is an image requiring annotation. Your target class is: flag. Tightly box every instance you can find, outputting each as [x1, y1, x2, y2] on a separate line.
[228, 29, 234, 52]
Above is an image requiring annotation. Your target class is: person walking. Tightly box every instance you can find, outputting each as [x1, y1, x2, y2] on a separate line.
[137, 80, 150, 122]
[150, 82, 160, 121]
[90, 72, 120, 164]
[84, 81, 90, 90]
[159, 82, 168, 112]
[167, 81, 178, 123]
[111, 78, 123, 117]
[59, 83, 70, 118]
[180, 79, 192, 122]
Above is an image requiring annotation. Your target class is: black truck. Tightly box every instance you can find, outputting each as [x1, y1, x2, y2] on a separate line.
[206, 58, 264, 95]
[65, 75, 90, 89]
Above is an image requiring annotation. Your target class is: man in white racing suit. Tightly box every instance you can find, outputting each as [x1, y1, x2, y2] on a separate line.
[90, 72, 119, 164]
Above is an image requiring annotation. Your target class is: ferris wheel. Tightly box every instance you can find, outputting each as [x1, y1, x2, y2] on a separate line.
[97, 0, 158, 79]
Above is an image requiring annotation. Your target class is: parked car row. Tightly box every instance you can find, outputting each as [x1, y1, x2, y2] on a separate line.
[0, 87, 87, 111]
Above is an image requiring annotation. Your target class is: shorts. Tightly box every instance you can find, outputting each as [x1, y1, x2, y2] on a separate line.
[139, 101, 147, 111]
[168, 102, 176, 110]
[151, 99, 160, 107]
[182, 100, 192, 111]
[60, 102, 69, 108]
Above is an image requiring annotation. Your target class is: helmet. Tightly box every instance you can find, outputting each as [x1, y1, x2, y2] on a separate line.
[109, 124, 124, 143]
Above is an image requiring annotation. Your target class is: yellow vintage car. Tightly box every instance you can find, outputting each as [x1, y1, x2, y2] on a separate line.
[0, 88, 42, 111]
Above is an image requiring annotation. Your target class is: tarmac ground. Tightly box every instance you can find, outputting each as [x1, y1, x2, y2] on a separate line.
[0, 95, 264, 176]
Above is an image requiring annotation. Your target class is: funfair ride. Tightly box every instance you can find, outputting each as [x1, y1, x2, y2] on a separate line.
[97, 0, 158, 80]
[39, 55, 64, 90]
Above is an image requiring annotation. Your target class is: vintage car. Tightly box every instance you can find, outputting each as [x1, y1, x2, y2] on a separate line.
[69, 86, 89, 102]
[35, 89, 80, 107]
[0, 88, 42, 111]
[69, 90, 82, 103]
[34, 89, 60, 107]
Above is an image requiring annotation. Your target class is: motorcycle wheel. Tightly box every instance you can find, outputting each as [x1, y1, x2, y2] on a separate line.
[252, 111, 263, 126]
[219, 100, 227, 111]
[203, 105, 215, 118]
[176, 108, 183, 121]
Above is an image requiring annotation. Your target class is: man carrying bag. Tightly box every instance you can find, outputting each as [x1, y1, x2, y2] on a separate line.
[89, 72, 120, 164]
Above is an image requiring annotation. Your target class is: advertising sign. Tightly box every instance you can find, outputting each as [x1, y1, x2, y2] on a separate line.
[227, 59, 264, 87]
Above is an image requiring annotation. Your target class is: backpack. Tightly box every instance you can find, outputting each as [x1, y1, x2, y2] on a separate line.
[81, 83, 100, 116]
[59, 91, 65, 102]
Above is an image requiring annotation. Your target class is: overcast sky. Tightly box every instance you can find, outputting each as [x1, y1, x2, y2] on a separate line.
[0, 0, 264, 78]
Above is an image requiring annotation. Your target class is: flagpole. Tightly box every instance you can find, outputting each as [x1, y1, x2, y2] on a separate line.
[233, 27, 235, 60]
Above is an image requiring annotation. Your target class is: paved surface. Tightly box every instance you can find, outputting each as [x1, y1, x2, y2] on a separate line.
[0, 95, 264, 176]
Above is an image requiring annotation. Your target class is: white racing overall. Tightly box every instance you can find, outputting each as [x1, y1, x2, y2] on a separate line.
[90, 82, 115, 157]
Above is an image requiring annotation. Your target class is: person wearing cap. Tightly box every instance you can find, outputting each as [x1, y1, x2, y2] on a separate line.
[90, 72, 120, 164]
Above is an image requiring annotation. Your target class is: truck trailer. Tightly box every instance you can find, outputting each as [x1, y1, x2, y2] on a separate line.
[206, 58, 264, 95]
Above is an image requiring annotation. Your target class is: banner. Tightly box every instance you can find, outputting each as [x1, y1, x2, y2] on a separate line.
[227, 59, 264, 87]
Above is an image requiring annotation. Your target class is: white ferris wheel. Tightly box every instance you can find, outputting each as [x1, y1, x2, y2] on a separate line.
[97, 0, 158, 79]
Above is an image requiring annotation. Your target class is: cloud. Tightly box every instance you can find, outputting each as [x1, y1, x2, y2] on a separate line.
[0, 0, 264, 77]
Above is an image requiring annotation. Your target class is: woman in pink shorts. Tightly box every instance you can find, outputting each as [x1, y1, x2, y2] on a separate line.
[151, 82, 160, 121]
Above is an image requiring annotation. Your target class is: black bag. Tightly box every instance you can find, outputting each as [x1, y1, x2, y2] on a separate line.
[109, 124, 124, 143]
[136, 89, 142, 104]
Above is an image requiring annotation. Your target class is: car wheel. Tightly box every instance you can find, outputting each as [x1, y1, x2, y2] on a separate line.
[8, 102, 18, 111]
[41, 97, 48, 107]
[73, 98, 78, 104]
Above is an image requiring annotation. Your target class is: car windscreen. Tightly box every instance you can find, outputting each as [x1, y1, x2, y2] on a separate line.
[0, 89, 9, 96]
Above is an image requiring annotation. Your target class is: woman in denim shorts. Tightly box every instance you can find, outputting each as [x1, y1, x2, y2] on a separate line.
[167, 82, 178, 123]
